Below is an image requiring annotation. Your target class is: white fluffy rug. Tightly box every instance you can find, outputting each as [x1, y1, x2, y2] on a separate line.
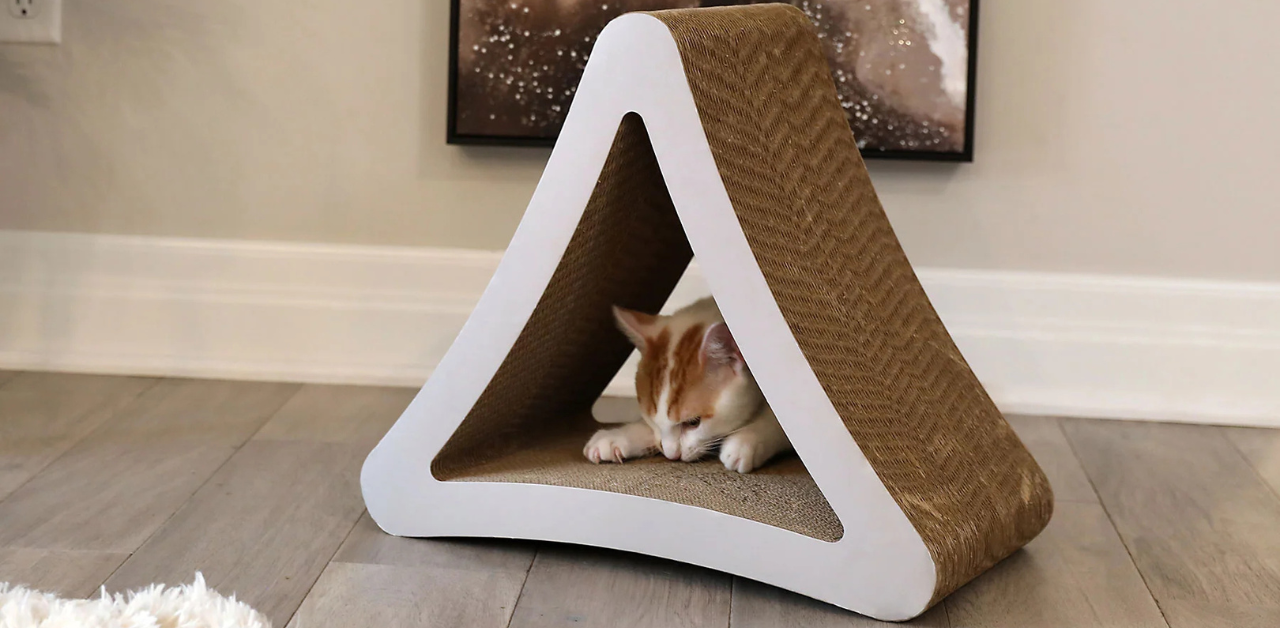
[0, 573, 269, 628]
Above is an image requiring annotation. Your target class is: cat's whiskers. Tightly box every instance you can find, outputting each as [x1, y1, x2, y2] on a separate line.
[704, 424, 749, 448]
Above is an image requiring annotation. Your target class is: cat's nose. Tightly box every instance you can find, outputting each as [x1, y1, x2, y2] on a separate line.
[662, 441, 681, 460]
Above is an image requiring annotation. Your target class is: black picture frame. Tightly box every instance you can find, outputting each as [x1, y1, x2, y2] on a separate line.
[447, 0, 979, 162]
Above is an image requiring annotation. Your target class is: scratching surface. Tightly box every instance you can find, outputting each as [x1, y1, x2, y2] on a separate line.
[652, 5, 1053, 605]
[443, 412, 841, 541]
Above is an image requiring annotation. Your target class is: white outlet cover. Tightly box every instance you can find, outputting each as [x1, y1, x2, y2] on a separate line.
[0, 0, 61, 44]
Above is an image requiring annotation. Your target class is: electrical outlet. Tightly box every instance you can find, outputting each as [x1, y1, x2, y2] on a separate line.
[0, 0, 60, 43]
[9, 0, 38, 19]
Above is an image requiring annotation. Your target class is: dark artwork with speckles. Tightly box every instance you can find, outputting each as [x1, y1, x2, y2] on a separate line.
[452, 0, 975, 159]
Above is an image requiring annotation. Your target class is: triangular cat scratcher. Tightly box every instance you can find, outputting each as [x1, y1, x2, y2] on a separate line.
[362, 5, 1051, 621]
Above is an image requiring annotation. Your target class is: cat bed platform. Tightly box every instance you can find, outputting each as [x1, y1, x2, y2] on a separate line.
[362, 4, 1052, 621]
[433, 408, 840, 542]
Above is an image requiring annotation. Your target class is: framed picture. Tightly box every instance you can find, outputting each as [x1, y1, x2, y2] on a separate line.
[449, 0, 978, 161]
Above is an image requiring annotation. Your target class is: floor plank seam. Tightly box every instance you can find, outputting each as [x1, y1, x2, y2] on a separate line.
[0, 377, 162, 513]
[241, 385, 307, 443]
[103, 386, 303, 584]
[1223, 429, 1280, 506]
[726, 577, 735, 628]
[105, 456, 236, 583]
[504, 547, 541, 628]
[1058, 418, 1174, 628]
[282, 507, 370, 627]
[94, 551, 137, 595]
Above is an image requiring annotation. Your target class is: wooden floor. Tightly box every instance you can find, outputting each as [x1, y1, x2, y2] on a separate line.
[1, 372, 1278, 627]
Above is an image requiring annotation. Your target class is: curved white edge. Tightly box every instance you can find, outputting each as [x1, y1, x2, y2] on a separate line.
[362, 14, 936, 621]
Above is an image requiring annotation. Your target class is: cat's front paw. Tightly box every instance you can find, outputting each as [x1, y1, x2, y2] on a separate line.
[720, 433, 769, 474]
[583, 427, 652, 464]
[584, 433, 624, 464]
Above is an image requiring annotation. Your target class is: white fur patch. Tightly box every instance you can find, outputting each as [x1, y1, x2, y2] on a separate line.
[0, 573, 270, 627]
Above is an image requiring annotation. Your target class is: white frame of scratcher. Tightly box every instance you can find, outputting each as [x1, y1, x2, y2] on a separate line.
[364, 12, 1006, 621]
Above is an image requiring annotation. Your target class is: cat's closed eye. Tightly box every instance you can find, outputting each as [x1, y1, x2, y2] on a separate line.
[684, 417, 701, 428]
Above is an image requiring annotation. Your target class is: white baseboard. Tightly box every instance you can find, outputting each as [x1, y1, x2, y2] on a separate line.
[0, 230, 1276, 427]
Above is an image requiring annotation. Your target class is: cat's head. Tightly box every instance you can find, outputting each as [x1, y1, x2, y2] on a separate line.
[613, 305, 764, 462]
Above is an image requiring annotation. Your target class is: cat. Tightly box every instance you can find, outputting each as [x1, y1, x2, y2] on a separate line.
[583, 297, 793, 473]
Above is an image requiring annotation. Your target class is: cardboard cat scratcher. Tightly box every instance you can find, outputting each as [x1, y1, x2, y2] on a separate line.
[362, 4, 1052, 621]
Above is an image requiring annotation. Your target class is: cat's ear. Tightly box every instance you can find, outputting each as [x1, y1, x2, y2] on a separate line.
[701, 322, 743, 372]
[612, 306, 658, 349]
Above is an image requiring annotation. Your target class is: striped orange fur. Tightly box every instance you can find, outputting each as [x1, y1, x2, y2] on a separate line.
[588, 297, 791, 472]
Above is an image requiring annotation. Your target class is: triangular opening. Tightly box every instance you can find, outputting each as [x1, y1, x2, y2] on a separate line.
[430, 112, 843, 542]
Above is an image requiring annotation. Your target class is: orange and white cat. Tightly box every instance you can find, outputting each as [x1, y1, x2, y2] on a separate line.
[583, 297, 792, 473]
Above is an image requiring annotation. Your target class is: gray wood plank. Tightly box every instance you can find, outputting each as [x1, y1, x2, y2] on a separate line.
[0, 378, 299, 552]
[0, 372, 155, 501]
[0, 547, 127, 598]
[1063, 419, 1280, 623]
[289, 513, 535, 628]
[1225, 427, 1280, 498]
[1005, 415, 1100, 504]
[251, 384, 414, 448]
[104, 440, 364, 626]
[102, 384, 412, 627]
[287, 561, 529, 628]
[508, 547, 731, 628]
[1158, 600, 1280, 628]
[730, 578, 949, 627]
[334, 512, 536, 574]
[945, 502, 1167, 628]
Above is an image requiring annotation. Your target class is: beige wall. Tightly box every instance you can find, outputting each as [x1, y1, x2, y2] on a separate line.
[1, 1, 1278, 281]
